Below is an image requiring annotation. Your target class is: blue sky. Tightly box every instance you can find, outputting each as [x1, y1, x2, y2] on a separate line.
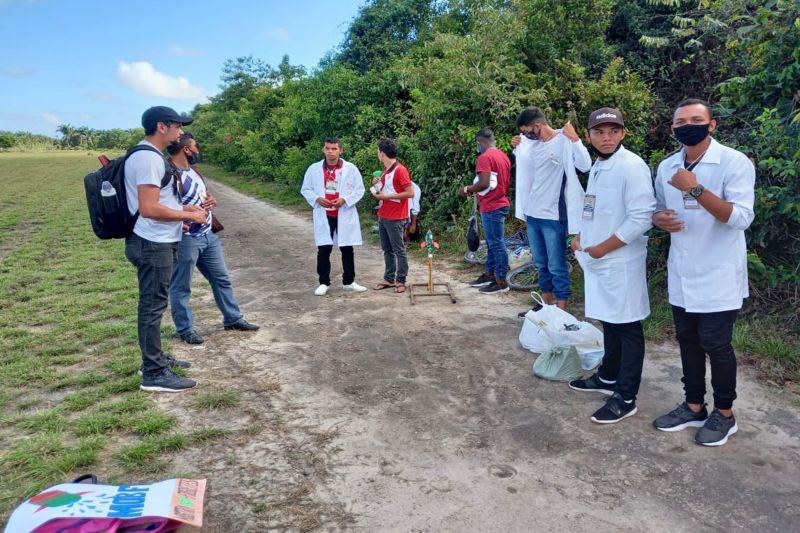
[0, 0, 366, 135]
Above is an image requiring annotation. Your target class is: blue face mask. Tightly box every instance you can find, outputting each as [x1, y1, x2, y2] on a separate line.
[476, 142, 483, 154]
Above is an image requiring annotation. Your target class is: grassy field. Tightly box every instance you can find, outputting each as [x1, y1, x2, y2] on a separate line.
[0, 152, 227, 521]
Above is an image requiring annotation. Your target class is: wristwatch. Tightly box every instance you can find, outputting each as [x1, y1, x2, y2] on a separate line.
[688, 184, 705, 198]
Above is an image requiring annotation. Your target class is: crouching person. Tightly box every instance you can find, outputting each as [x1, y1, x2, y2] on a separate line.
[568, 108, 656, 424]
[300, 137, 367, 296]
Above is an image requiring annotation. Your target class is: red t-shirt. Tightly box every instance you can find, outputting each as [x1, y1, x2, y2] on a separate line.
[377, 162, 413, 221]
[475, 148, 511, 213]
[323, 160, 343, 218]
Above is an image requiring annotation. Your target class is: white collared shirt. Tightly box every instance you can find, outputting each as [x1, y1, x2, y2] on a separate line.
[655, 137, 755, 312]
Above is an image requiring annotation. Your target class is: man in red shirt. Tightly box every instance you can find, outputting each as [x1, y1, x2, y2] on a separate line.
[459, 128, 512, 293]
[372, 138, 415, 293]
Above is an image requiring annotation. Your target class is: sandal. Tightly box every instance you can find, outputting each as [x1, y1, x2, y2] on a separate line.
[394, 284, 407, 294]
[373, 281, 396, 290]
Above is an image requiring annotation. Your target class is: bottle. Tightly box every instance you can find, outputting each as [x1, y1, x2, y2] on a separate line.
[100, 181, 119, 212]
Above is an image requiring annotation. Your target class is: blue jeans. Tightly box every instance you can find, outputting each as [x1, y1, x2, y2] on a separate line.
[170, 231, 242, 335]
[526, 216, 571, 300]
[481, 207, 509, 280]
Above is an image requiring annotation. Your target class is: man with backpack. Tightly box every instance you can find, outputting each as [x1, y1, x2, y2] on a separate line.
[124, 106, 206, 393]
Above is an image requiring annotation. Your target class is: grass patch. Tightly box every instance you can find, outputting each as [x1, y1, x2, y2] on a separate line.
[189, 389, 241, 410]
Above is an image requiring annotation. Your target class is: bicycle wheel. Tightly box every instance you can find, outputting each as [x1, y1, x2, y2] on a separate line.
[506, 262, 538, 290]
[464, 242, 488, 264]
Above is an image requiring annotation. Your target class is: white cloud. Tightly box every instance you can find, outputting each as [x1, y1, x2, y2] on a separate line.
[264, 28, 290, 41]
[42, 112, 60, 126]
[117, 61, 208, 101]
[86, 91, 113, 102]
[1, 66, 35, 78]
[170, 43, 203, 57]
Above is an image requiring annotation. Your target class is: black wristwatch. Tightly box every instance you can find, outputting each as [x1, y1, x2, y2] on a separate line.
[688, 184, 705, 198]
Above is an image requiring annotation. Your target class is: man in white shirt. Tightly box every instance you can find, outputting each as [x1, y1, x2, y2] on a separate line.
[651, 99, 755, 446]
[512, 107, 590, 311]
[567, 108, 656, 424]
[124, 106, 207, 393]
[167, 133, 260, 345]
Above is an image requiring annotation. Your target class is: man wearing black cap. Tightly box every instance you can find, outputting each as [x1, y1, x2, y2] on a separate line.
[124, 106, 207, 392]
[567, 108, 656, 424]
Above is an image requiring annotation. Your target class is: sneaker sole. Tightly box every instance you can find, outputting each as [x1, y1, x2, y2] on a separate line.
[568, 384, 615, 396]
[653, 419, 708, 432]
[696, 423, 738, 446]
[139, 384, 196, 392]
[480, 288, 510, 295]
[469, 282, 493, 288]
[591, 406, 638, 424]
[342, 288, 367, 292]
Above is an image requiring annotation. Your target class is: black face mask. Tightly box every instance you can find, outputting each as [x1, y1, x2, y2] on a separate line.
[673, 123, 710, 146]
[523, 129, 540, 141]
[187, 152, 201, 165]
[589, 143, 621, 160]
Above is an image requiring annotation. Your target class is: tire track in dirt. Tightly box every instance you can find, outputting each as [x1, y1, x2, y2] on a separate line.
[161, 178, 800, 532]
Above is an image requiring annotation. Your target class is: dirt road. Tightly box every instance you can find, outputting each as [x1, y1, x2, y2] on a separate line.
[160, 179, 800, 532]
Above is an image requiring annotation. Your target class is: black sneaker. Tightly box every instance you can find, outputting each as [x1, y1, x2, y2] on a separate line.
[140, 368, 197, 392]
[653, 402, 709, 432]
[137, 356, 191, 376]
[224, 318, 260, 331]
[479, 281, 510, 294]
[568, 373, 615, 395]
[469, 273, 494, 288]
[179, 330, 204, 344]
[590, 393, 638, 424]
[695, 409, 738, 446]
[517, 303, 544, 318]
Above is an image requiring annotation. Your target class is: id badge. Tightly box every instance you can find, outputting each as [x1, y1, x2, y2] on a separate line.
[582, 195, 596, 220]
[682, 192, 700, 210]
[325, 179, 338, 193]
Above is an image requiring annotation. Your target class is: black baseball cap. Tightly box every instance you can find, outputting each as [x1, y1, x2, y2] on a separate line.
[141, 106, 193, 131]
[587, 107, 624, 129]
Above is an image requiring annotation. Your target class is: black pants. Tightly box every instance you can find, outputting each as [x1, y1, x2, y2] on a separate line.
[317, 216, 354, 286]
[672, 305, 739, 410]
[124, 233, 178, 375]
[597, 320, 646, 402]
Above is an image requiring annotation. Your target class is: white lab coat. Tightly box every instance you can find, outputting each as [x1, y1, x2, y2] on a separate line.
[300, 159, 365, 247]
[513, 131, 590, 234]
[655, 138, 755, 313]
[407, 182, 421, 217]
[575, 146, 656, 324]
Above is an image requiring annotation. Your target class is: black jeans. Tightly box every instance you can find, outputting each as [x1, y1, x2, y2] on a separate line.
[125, 233, 177, 375]
[379, 218, 408, 284]
[672, 305, 739, 410]
[317, 216, 355, 286]
[597, 320, 646, 402]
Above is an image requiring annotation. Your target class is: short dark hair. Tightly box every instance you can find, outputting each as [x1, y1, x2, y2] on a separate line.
[516, 107, 547, 128]
[675, 98, 713, 119]
[378, 138, 398, 158]
[323, 137, 342, 148]
[166, 132, 195, 155]
[476, 128, 494, 141]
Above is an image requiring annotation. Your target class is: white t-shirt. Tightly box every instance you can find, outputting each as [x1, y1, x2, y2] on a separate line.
[523, 134, 570, 221]
[124, 140, 183, 243]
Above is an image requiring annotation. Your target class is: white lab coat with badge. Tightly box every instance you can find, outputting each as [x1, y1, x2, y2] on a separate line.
[655, 137, 755, 313]
[576, 145, 656, 324]
[300, 159, 365, 247]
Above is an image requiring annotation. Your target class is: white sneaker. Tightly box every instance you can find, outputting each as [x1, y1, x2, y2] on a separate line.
[342, 282, 367, 292]
[314, 284, 330, 296]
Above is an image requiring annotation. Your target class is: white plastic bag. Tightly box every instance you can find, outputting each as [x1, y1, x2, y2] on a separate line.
[518, 293, 604, 370]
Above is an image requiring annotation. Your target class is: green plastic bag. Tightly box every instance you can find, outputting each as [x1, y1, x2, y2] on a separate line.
[532, 345, 584, 382]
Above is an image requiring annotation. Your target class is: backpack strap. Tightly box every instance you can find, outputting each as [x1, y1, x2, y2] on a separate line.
[125, 144, 174, 191]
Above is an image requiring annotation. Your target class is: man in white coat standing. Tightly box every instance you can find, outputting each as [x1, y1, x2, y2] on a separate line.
[651, 99, 755, 446]
[512, 107, 590, 313]
[567, 108, 656, 424]
[300, 138, 367, 296]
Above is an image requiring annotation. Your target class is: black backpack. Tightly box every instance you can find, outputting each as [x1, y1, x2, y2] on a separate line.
[84, 145, 171, 239]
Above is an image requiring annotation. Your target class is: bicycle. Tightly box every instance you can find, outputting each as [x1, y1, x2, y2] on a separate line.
[464, 229, 528, 265]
